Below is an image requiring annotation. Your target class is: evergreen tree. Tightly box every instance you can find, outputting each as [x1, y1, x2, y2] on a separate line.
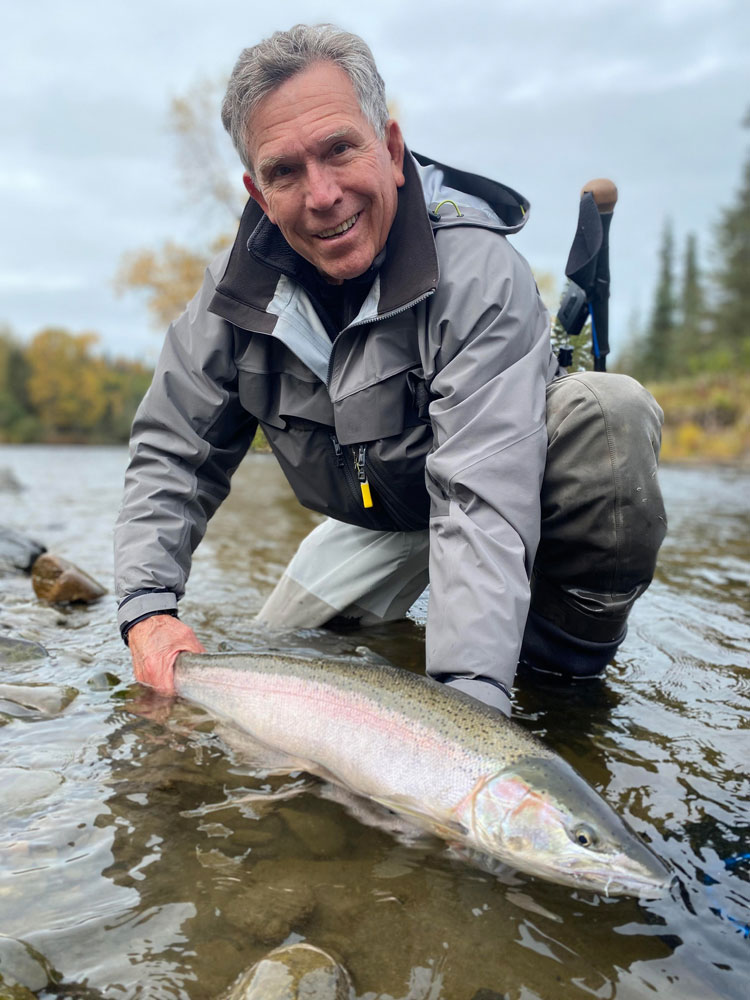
[712, 110, 750, 368]
[639, 219, 676, 379]
[678, 232, 706, 373]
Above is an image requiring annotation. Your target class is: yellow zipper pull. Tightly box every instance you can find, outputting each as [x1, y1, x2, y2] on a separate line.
[354, 445, 373, 508]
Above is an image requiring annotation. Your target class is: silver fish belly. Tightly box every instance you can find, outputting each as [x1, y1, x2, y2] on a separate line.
[175, 651, 670, 897]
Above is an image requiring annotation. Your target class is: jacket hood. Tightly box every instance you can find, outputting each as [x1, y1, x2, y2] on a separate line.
[412, 151, 530, 234]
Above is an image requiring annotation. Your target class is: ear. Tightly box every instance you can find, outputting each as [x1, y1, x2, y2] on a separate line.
[385, 120, 406, 189]
[243, 171, 274, 221]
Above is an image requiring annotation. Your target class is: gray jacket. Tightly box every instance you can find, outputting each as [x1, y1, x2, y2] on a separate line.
[115, 151, 557, 706]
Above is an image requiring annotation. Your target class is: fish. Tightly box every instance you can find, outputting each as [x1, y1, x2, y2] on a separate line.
[175, 650, 671, 897]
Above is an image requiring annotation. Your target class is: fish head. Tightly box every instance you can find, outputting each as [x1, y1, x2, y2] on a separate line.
[456, 756, 671, 897]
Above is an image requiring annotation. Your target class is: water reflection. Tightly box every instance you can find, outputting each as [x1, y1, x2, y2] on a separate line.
[0, 447, 748, 999]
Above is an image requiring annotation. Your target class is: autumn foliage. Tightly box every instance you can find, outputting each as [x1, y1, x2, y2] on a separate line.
[0, 325, 152, 443]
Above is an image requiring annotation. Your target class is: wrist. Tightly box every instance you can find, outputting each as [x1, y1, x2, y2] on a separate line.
[118, 590, 179, 645]
[122, 609, 178, 646]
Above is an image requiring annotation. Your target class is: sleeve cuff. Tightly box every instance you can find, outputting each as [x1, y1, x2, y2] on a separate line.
[117, 591, 178, 631]
[443, 675, 512, 717]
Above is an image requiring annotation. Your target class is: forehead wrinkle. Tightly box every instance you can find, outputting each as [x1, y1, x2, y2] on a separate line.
[256, 125, 367, 181]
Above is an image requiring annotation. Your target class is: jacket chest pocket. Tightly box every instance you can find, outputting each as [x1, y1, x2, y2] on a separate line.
[333, 364, 432, 445]
[237, 369, 335, 429]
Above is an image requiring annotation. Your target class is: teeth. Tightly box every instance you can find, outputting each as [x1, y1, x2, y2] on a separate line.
[318, 213, 359, 239]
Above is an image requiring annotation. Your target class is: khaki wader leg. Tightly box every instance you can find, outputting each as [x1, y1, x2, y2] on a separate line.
[256, 518, 430, 628]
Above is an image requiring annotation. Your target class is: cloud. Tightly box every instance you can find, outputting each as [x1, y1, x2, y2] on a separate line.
[1, 0, 748, 358]
[0, 271, 85, 293]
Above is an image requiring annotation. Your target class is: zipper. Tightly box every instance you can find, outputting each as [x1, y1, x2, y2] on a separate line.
[353, 444, 373, 509]
[330, 434, 373, 512]
[331, 434, 426, 530]
[325, 290, 435, 389]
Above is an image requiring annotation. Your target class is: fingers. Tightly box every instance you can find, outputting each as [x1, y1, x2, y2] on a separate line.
[128, 615, 206, 694]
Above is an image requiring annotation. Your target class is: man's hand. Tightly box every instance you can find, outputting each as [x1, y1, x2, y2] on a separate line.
[127, 615, 206, 694]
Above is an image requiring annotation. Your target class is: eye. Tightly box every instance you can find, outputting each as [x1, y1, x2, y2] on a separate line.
[331, 141, 351, 156]
[571, 823, 599, 849]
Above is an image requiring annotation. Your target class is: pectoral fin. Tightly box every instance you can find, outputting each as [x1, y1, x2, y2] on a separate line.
[369, 794, 468, 841]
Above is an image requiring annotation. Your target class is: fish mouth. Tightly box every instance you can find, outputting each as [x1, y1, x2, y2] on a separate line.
[316, 213, 360, 239]
[558, 858, 674, 898]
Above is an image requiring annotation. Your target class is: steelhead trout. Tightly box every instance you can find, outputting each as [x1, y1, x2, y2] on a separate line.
[175, 651, 669, 897]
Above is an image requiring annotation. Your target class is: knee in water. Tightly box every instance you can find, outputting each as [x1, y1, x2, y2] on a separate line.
[520, 607, 626, 680]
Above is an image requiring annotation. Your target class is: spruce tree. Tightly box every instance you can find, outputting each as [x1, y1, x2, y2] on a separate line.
[679, 233, 706, 373]
[641, 219, 676, 379]
[713, 112, 750, 368]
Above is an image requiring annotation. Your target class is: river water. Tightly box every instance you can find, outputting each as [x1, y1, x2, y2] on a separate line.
[0, 445, 748, 1000]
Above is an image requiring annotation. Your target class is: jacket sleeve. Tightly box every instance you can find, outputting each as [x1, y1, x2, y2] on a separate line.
[114, 253, 257, 630]
[421, 225, 554, 714]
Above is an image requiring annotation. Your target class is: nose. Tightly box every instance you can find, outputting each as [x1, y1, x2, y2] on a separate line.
[304, 161, 342, 212]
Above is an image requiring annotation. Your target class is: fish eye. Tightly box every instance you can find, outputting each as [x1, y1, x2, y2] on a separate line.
[571, 823, 599, 849]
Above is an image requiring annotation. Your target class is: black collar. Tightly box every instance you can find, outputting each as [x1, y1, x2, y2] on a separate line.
[209, 149, 439, 330]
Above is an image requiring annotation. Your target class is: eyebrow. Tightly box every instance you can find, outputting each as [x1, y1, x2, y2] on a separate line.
[257, 128, 364, 180]
[256, 154, 288, 180]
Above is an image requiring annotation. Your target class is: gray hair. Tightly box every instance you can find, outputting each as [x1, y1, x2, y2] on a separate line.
[221, 24, 389, 177]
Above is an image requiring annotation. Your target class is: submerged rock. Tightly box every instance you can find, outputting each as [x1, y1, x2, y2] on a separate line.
[0, 683, 78, 717]
[0, 467, 23, 493]
[0, 767, 63, 816]
[0, 527, 46, 574]
[0, 636, 49, 665]
[0, 934, 60, 996]
[0, 978, 36, 999]
[223, 876, 315, 945]
[31, 553, 106, 604]
[222, 943, 352, 1000]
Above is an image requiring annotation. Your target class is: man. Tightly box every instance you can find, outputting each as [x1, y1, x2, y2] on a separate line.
[115, 24, 666, 715]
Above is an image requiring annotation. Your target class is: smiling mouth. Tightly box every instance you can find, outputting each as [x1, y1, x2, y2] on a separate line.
[316, 213, 360, 239]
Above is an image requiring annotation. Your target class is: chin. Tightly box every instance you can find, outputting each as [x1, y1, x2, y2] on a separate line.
[320, 254, 374, 283]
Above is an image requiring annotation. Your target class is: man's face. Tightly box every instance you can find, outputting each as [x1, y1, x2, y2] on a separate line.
[243, 61, 405, 284]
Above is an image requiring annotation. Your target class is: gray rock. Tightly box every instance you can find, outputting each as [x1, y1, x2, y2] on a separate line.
[222, 943, 352, 1000]
[0, 935, 59, 995]
[0, 468, 23, 492]
[223, 877, 315, 946]
[0, 682, 78, 717]
[0, 767, 63, 816]
[0, 527, 46, 573]
[31, 553, 106, 604]
[0, 636, 49, 665]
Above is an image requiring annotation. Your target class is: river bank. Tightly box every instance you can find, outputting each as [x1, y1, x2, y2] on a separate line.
[647, 372, 750, 467]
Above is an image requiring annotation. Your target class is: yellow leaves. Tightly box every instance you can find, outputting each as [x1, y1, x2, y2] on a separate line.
[649, 373, 750, 465]
[114, 235, 233, 330]
[26, 327, 107, 433]
[13, 327, 152, 442]
[115, 241, 208, 329]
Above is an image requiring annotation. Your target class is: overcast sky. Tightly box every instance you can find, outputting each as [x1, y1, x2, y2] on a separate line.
[2, 0, 748, 364]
